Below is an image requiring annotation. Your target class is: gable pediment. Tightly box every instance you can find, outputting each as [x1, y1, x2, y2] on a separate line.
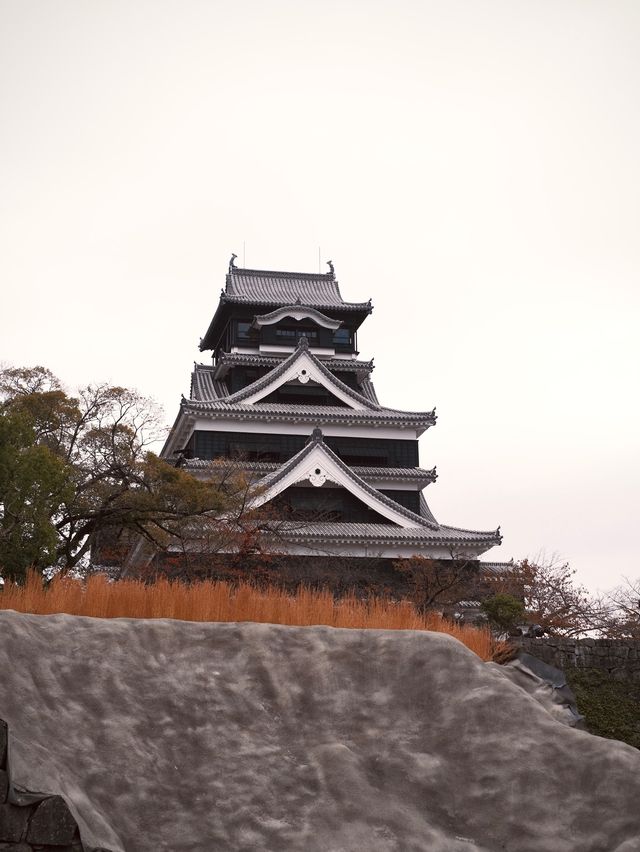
[227, 341, 375, 411]
[252, 436, 430, 529]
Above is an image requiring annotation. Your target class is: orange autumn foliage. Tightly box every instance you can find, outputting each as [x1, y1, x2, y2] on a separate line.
[0, 570, 505, 661]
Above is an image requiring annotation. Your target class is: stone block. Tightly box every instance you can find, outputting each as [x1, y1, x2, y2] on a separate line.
[26, 796, 77, 847]
[0, 722, 6, 770]
[0, 843, 31, 851]
[0, 771, 7, 803]
[0, 802, 32, 842]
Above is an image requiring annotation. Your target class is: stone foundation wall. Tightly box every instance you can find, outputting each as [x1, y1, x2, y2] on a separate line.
[147, 553, 499, 605]
[519, 638, 640, 682]
[0, 718, 109, 852]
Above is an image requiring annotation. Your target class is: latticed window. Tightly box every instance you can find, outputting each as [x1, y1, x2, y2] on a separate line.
[275, 327, 318, 343]
[333, 328, 351, 347]
[236, 321, 252, 340]
[191, 431, 419, 468]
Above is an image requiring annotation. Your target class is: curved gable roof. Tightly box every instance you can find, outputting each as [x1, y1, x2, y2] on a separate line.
[225, 267, 372, 311]
[200, 265, 373, 351]
[224, 337, 380, 410]
[251, 305, 343, 330]
[252, 429, 439, 530]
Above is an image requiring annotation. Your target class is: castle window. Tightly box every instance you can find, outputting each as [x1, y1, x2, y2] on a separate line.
[236, 321, 253, 341]
[333, 328, 351, 348]
[276, 327, 318, 343]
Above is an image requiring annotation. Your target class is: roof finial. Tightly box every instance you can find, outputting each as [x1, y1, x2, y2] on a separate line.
[229, 253, 237, 272]
[297, 335, 309, 350]
[326, 259, 335, 276]
[311, 427, 323, 442]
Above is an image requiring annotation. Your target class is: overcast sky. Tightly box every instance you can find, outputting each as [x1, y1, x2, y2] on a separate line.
[1, 1, 639, 593]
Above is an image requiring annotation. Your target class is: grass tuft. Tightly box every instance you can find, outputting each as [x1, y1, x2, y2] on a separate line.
[0, 570, 505, 661]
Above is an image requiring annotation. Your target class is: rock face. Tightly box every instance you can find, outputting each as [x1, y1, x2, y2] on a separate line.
[0, 717, 84, 851]
[1, 611, 640, 852]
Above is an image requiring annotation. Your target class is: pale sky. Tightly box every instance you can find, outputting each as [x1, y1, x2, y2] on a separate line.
[1, 1, 639, 593]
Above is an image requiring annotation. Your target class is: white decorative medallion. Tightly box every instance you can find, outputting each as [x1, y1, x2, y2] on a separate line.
[308, 466, 327, 487]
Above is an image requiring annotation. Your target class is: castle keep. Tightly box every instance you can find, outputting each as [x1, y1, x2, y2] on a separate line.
[160, 258, 502, 564]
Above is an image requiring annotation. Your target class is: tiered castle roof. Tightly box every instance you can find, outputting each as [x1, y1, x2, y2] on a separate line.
[182, 339, 434, 431]
[200, 265, 372, 352]
[161, 260, 502, 560]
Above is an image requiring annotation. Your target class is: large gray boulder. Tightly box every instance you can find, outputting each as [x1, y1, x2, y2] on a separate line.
[0, 611, 639, 852]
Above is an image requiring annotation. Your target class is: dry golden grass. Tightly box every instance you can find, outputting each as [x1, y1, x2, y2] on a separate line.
[0, 571, 505, 661]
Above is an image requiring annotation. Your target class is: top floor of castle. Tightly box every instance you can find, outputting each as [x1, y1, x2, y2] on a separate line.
[199, 259, 373, 362]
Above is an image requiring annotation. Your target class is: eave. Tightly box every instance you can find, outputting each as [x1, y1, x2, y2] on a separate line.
[272, 523, 502, 548]
[182, 458, 438, 488]
[181, 400, 436, 434]
[200, 297, 372, 352]
[211, 352, 375, 381]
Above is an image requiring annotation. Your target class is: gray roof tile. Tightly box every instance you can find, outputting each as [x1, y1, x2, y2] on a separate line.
[187, 347, 434, 429]
[214, 352, 374, 374]
[419, 492, 439, 526]
[224, 267, 371, 312]
[190, 365, 229, 401]
[275, 522, 502, 546]
[182, 399, 436, 429]
[360, 377, 380, 405]
[183, 458, 436, 483]
[480, 560, 515, 575]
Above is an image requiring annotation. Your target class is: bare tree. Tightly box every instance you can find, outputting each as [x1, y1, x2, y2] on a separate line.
[392, 554, 482, 613]
[488, 555, 605, 637]
[597, 578, 640, 638]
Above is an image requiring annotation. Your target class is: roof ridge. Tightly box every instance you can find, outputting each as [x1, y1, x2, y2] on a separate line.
[276, 523, 501, 545]
[185, 399, 435, 417]
[228, 267, 335, 281]
[438, 523, 503, 539]
[215, 352, 374, 371]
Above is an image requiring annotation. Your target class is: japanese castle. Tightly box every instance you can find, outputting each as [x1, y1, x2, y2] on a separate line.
[160, 257, 502, 564]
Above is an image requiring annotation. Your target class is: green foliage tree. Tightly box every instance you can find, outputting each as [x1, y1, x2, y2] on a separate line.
[489, 557, 602, 637]
[0, 408, 72, 582]
[480, 593, 525, 633]
[0, 366, 254, 580]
